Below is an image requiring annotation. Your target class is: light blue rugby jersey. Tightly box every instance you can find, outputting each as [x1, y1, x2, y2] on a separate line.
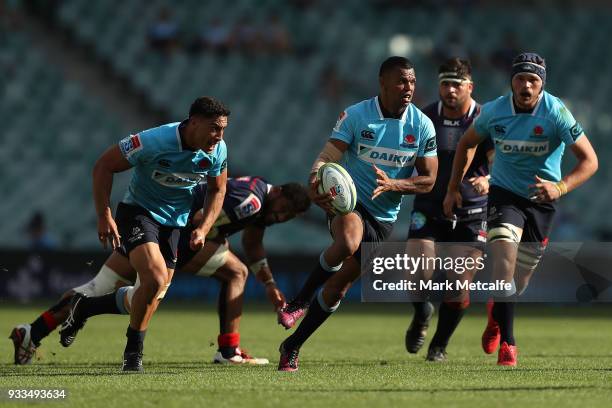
[118, 121, 227, 227]
[473, 91, 584, 199]
[330, 96, 437, 222]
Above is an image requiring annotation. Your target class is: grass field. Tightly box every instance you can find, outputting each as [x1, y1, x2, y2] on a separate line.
[1, 302, 612, 407]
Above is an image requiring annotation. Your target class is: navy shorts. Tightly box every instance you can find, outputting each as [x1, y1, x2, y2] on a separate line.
[487, 185, 557, 244]
[115, 202, 180, 269]
[407, 209, 488, 249]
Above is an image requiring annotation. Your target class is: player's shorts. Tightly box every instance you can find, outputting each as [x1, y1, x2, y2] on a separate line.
[487, 185, 557, 244]
[328, 202, 393, 264]
[115, 202, 180, 269]
[407, 209, 488, 249]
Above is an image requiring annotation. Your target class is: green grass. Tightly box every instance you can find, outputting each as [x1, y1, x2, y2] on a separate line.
[1, 303, 612, 407]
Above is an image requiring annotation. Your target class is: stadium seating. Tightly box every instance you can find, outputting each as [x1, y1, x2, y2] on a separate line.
[3, 1, 611, 249]
[0, 29, 129, 248]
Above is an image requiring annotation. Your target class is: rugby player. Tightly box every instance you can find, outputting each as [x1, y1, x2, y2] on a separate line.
[10, 97, 229, 372]
[277, 56, 438, 371]
[10, 177, 310, 365]
[405, 58, 493, 362]
[444, 53, 598, 366]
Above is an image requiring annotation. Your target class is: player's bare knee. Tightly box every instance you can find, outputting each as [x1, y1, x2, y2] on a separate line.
[334, 234, 361, 258]
[139, 272, 167, 297]
[229, 263, 248, 285]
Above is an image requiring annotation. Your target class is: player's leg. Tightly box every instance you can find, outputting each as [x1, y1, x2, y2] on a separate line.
[183, 241, 256, 364]
[210, 252, 269, 365]
[58, 252, 136, 347]
[496, 202, 555, 366]
[179, 240, 245, 362]
[278, 212, 364, 371]
[279, 257, 362, 371]
[10, 252, 134, 364]
[513, 204, 555, 295]
[121, 221, 179, 372]
[405, 238, 436, 354]
[484, 188, 526, 365]
[427, 237, 483, 362]
[120, 242, 173, 371]
[278, 212, 362, 329]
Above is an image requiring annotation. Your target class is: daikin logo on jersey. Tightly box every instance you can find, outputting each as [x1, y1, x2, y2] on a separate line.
[495, 139, 549, 156]
[151, 170, 203, 187]
[358, 144, 416, 167]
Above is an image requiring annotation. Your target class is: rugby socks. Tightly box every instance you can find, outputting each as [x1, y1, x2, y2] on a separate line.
[218, 282, 228, 333]
[492, 301, 515, 346]
[30, 313, 58, 347]
[218, 332, 240, 358]
[29, 296, 72, 345]
[429, 302, 466, 349]
[284, 289, 339, 350]
[125, 325, 146, 354]
[78, 292, 122, 319]
[412, 301, 431, 322]
[293, 253, 341, 303]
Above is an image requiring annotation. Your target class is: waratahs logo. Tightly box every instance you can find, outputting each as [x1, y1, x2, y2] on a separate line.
[533, 125, 544, 136]
[401, 134, 417, 148]
[329, 184, 344, 198]
[198, 158, 211, 169]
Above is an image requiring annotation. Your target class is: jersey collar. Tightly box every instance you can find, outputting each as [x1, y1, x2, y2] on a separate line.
[176, 120, 187, 152]
[375, 96, 408, 122]
[510, 92, 544, 116]
[437, 99, 476, 118]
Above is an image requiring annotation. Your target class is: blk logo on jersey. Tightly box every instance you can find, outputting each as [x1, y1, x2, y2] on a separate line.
[358, 144, 416, 168]
[495, 139, 549, 156]
[234, 193, 262, 219]
[119, 134, 143, 158]
[152, 170, 203, 187]
[443, 119, 461, 127]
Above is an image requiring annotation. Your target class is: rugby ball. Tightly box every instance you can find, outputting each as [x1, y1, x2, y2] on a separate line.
[317, 162, 357, 215]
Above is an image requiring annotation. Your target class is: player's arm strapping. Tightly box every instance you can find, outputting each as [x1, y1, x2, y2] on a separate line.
[242, 225, 286, 310]
[92, 145, 133, 249]
[191, 171, 227, 250]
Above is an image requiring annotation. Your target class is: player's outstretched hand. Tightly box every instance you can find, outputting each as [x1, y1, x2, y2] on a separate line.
[97, 214, 121, 250]
[443, 189, 463, 219]
[190, 228, 206, 251]
[528, 175, 561, 202]
[308, 174, 334, 213]
[371, 165, 395, 200]
[468, 176, 490, 196]
[266, 284, 286, 311]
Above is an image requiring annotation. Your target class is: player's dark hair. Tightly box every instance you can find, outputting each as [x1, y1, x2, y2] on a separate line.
[189, 96, 231, 118]
[379, 56, 414, 77]
[280, 183, 311, 213]
[439, 57, 472, 80]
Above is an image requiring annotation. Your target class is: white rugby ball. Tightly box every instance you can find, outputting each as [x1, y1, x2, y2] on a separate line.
[317, 162, 357, 215]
